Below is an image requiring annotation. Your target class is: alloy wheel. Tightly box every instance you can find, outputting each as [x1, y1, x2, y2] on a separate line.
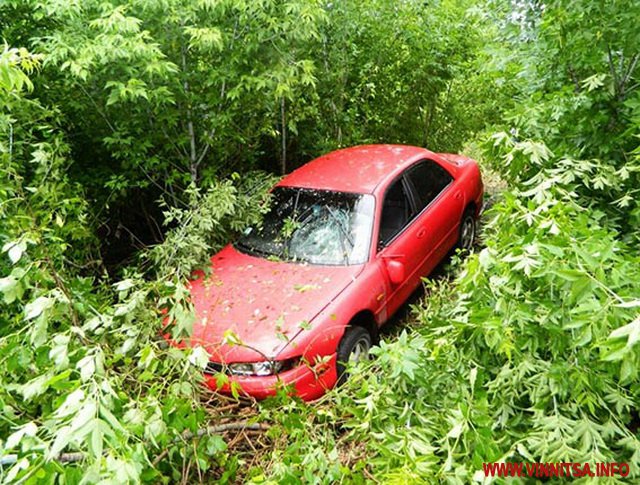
[460, 216, 475, 251]
[349, 336, 371, 362]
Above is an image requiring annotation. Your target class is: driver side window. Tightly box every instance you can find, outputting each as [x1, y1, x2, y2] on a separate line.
[379, 177, 413, 248]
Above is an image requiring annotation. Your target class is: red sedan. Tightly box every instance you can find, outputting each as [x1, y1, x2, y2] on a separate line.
[186, 145, 483, 400]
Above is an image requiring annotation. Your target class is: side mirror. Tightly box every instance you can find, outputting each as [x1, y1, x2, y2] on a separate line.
[385, 259, 405, 285]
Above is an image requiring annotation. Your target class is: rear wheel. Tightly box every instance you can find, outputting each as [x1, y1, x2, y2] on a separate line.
[336, 326, 372, 385]
[458, 208, 476, 252]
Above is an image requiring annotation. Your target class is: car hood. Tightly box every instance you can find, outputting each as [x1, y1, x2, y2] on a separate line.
[188, 244, 362, 361]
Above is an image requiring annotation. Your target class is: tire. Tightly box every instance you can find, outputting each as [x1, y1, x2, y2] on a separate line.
[457, 208, 476, 252]
[336, 326, 372, 385]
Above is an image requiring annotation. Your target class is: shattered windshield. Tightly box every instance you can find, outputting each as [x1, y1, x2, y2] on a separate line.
[235, 187, 375, 265]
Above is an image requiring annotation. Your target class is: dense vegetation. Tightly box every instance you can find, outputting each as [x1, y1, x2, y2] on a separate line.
[0, 0, 638, 483]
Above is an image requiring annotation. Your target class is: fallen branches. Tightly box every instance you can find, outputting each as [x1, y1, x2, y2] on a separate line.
[152, 420, 270, 466]
[0, 420, 272, 467]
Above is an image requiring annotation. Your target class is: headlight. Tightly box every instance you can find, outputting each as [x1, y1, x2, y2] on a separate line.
[227, 358, 298, 376]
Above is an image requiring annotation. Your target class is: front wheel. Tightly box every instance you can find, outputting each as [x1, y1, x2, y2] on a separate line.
[336, 326, 372, 385]
[458, 208, 476, 252]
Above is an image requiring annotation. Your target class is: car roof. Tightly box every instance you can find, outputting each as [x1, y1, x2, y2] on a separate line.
[277, 144, 434, 194]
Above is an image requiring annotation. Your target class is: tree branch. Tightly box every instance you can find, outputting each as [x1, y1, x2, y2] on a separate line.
[280, 97, 287, 175]
[619, 53, 639, 99]
[0, 421, 272, 467]
[152, 421, 270, 466]
[180, 31, 198, 184]
[607, 44, 620, 95]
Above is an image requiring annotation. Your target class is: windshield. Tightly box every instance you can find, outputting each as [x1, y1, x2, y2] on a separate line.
[235, 187, 375, 265]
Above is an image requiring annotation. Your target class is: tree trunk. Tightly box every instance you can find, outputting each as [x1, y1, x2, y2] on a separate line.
[280, 97, 287, 175]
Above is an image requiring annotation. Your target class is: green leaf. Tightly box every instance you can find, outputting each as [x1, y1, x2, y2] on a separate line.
[114, 279, 135, 292]
[21, 373, 51, 401]
[581, 73, 606, 92]
[55, 389, 85, 418]
[293, 284, 319, 293]
[5, 422, 37, 450]
[47, 425, 73, 460]
[89, 420, 104, 459]
[24, 296, 54, 320]
[49, 334, 70, 368]
[608, 316, 640, 347]
[617, 300, 640, 308]
[447, 422, 463, 439]
[0, 275, 20, 303]
[188, 345, 210, 369]
[223, 329, 242, 346]
[2, 240, 26, 264]
[76, 354, 96, 382]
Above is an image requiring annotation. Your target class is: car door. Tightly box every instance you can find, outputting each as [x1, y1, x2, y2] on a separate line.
[404, 159, 462, 276]
[376, 175, 424, 317]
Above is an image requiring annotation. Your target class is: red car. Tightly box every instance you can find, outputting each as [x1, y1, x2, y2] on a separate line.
[186, 145, 483, 400]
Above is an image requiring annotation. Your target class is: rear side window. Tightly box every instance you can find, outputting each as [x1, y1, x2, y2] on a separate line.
[406, 160, 453, 212]
[379, 178, 413, 246]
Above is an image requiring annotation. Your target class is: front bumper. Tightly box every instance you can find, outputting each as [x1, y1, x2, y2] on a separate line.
[203, 353, 338, 401]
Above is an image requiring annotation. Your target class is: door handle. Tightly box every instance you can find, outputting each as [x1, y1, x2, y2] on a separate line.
[416, 228, 426, 238]
[454, 191, 462, 200]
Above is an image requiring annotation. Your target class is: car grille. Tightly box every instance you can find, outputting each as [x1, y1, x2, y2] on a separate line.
[204, 361, 224, 374]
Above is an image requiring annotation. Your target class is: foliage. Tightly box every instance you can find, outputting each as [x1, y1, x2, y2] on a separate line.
[1, 0, 497, 218]
[0, 0, 501, 272]
[243, 164, 640, 482]
[483, 0, 640, 240]
[32, 0, 324, 187]
[223, 1, 640, 482]
[297, 0, 501, 154]
[150, 172, 277, 278]
[340, 192, 640, 482]
[0, 49, 263, 483]
[0, 0, 639, 483]
[250, 1, 640, 482]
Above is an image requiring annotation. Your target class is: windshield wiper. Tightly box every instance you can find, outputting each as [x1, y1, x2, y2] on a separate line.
[234, 240, 273, 258]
